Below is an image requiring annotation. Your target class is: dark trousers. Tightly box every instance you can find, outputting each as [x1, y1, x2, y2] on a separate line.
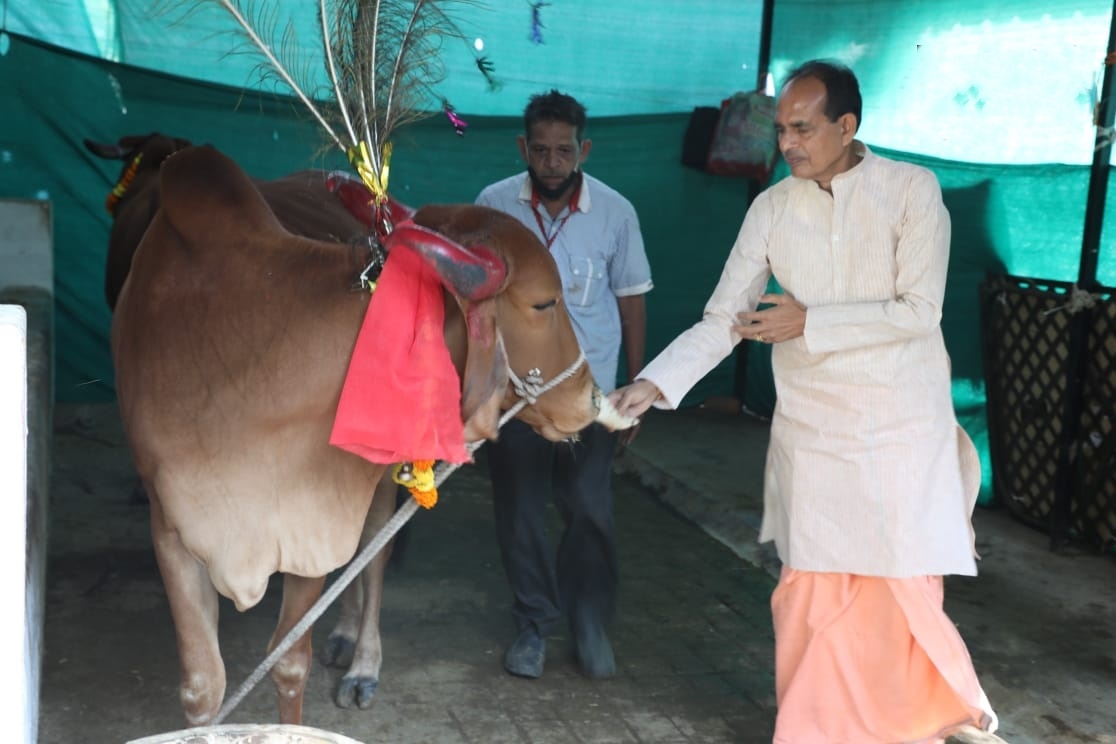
[487, 418, 619, 637]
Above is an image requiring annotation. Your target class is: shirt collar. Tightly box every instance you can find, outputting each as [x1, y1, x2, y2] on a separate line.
[832, 140, 871, 184]
[516, 172, 593, 214]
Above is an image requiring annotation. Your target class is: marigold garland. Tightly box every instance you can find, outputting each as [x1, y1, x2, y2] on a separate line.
[105, 152, 143, 214]
[392, 459, 437, 509]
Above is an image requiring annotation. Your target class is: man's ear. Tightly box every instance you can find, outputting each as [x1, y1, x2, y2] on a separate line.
[578, 138, 593, 165]
[517, 134, 529, 162]
[838, 114, 858, 144]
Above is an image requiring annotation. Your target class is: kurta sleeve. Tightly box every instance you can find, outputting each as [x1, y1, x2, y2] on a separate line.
[803, 167, 951, 354]
[637, 195, 774, 408]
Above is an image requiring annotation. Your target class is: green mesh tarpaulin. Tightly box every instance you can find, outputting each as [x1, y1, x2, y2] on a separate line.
[6, 0, 767, 117]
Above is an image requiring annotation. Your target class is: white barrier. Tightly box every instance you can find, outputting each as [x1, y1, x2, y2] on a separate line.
[0, 306, 31, 742]
[0, 199, 53, 744]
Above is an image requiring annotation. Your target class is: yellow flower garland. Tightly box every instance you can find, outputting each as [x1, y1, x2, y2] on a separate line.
[392, 459, 437, 509]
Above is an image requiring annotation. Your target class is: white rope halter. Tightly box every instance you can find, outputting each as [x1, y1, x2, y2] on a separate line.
[504, 350, 587, 410]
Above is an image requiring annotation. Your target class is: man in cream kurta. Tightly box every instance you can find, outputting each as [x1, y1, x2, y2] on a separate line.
[642, 138, 980, 578]
[610, 60, 995, 743]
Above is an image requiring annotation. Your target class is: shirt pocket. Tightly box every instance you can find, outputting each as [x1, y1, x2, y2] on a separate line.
[565, 256, 608, 307]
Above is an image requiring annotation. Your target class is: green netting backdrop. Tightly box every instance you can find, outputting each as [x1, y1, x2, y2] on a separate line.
[2, 0, 1115, 507]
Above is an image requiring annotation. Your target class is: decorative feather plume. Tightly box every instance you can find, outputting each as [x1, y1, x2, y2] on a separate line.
[160, 0, 475, 205]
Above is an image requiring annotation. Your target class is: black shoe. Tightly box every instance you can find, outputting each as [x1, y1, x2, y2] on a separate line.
[503, 627, 545, 678]
[573, 616, 615, 679]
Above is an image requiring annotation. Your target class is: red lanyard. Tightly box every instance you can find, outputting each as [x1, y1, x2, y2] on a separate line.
[531, 183, 581, 249]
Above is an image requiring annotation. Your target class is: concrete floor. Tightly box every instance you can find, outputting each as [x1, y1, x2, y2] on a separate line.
[38, 403, 1116, 744]
[41, 404, 777, 744]
[619, 406, 1116, 744]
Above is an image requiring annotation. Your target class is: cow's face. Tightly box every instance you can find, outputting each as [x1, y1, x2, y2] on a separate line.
[486, 232, 598, 440]
[400, 204, 635, 443]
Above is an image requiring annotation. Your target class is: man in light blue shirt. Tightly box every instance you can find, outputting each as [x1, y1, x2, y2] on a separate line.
[476, 89, 653, 680]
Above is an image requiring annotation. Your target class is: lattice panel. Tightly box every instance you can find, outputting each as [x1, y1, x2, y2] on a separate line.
[1075, 298, 1116, 548]
[980, 277, 1070, 529]
[980, 275, 1116, 550]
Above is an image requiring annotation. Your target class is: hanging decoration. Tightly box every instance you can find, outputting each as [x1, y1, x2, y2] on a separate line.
[442, 100, 469, 135]
[474, 55, 502, 91]
[528, 1, 550, 45]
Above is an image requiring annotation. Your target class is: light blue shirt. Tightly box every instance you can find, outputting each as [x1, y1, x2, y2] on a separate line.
[476, 172, 653, 393]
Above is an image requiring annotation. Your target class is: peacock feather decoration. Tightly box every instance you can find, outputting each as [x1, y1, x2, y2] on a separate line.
[165, 0, 477, 215]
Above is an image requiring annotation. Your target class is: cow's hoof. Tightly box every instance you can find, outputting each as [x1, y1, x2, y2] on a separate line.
[320, 634, 355, 667]
[334, 674, 378, 709]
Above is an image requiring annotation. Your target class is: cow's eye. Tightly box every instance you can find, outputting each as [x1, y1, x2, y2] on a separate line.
[532, 299, 557, 311]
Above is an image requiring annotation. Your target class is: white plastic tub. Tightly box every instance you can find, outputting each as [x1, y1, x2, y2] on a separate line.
[127, 724, 366, 744]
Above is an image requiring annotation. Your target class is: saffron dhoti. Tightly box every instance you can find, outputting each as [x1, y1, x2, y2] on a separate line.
[771, 568, 996, 744]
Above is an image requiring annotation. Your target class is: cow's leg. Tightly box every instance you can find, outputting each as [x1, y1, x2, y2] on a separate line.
[332, 476, 398, 709]
[269, 573, 327, 724]
[322, 474, 400, 670]
[321, 579, 362, 670]
[148, 489, 225, 726]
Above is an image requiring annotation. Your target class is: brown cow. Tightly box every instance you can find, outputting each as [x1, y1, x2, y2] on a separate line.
[92, 136, 633, 726]
[88, 133, 402, 710]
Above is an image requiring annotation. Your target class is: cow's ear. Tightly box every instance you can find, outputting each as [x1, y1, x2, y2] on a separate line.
[458, 299, 508, 442]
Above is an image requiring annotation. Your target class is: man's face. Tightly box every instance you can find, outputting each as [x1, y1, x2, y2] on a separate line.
[518, 120, 590, 200]
[774, 76, 856, 191]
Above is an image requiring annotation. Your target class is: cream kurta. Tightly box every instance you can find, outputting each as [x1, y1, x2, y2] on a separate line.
[641, 143, 980, 578]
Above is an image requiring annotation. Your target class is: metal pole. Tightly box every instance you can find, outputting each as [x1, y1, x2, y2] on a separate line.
[756, 0, 774, 89]
[1079, 6, 1116, 287]
[733, 0, 776, 407]
[1050, 3, 1116, 549]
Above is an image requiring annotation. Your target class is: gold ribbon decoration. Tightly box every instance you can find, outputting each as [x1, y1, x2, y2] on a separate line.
[346, 140, 392, 205]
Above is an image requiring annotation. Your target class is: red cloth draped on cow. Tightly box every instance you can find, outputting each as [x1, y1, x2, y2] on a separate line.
[330, 244, 470, 465]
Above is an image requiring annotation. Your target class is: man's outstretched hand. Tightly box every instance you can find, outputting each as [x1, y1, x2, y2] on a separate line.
[609, 379, 663, 421]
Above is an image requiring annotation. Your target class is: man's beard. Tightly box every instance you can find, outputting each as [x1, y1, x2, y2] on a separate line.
[528, 167, 581, 201]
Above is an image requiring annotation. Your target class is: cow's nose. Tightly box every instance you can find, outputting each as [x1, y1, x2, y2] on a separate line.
[594, 385, 639, 430]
